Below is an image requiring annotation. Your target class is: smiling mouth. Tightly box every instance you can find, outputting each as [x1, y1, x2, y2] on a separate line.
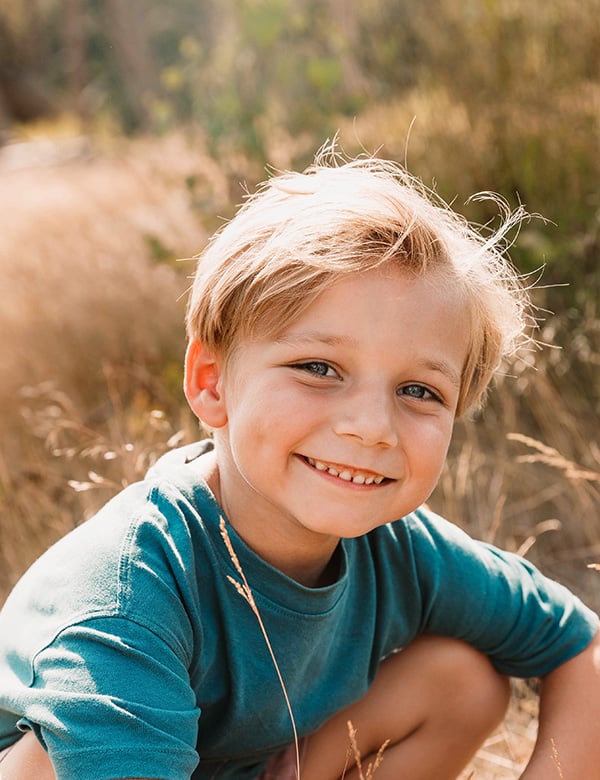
[303, 456, 389, 485]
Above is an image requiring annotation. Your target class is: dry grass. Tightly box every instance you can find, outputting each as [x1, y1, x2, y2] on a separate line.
[0, 129, 598, 777]
[0, 130, 216, 589]
[459, 683, 538, 779]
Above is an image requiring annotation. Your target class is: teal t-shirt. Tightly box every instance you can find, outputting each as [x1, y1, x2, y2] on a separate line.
[0, 441, 597, 780]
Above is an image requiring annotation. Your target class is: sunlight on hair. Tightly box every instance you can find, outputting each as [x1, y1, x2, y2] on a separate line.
[187, 141, 538, 416]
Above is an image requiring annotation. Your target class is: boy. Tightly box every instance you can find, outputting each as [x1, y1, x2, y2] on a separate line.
[0, 149, 598, 780]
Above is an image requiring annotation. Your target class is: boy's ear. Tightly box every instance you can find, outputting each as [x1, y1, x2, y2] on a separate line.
[184, 340, 228, 428]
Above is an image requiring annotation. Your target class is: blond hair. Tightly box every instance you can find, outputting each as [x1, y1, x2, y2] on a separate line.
[186, 146, 533, 416]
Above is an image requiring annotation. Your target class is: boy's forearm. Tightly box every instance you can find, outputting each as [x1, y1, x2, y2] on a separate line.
[520, 629, 600, 779]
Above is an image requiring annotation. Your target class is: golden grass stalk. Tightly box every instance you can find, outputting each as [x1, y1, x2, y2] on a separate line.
[507, 434, 600, 484]
[220, 517, 391, 780]
[551, 738, 564, 780]
[344, 720, 390, 780]
[219, 517, 301, 780]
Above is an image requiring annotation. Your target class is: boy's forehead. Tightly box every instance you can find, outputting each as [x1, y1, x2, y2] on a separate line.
[258, 264, 468, 335]
[274, 263, 468, 334]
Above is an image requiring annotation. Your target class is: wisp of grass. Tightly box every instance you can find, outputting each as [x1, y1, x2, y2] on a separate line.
[220, 517, 389, 780]
[220, 517, 302, 780]
[343, 721, 389, 780]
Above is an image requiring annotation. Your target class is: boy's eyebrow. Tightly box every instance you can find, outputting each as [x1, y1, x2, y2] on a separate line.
[275, 331, 353, 348]
[421, 359, 462, 388]
[275, 331, 462, 388]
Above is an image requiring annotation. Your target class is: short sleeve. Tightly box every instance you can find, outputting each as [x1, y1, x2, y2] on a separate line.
[25, 616, 200, 780]
[407, 509, 599, 677]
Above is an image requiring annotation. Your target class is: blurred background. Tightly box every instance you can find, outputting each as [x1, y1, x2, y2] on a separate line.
[0, 0, 598, 611]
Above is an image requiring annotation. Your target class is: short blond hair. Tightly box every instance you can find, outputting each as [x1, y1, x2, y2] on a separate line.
[186, 147, 532, 416]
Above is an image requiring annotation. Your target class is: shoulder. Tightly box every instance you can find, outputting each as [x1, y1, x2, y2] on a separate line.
[377, 506, 599, 676]
[381, 505, 544, 595]
[0, 441, 220, 657]
[145, 438, 214, 481]
[375, 505, 483, 563]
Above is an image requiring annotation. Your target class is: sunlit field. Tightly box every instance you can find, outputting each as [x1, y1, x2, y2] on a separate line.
[1, 2, 599, 776]
[0, 128, 597, 778]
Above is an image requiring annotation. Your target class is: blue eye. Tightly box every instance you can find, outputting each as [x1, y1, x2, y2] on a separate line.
[399, 384, 441, 402]
[292, 361, 336, 377]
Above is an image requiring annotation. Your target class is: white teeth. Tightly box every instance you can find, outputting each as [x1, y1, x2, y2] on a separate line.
[306, 456, 385, 485]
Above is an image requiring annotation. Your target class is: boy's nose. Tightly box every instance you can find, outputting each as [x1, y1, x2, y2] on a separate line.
[332, 385, 399, 448]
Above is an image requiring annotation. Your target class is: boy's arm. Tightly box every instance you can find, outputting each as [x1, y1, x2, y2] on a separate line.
[521, 629, 600, 779]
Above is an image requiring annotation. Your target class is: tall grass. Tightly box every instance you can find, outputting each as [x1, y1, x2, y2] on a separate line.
[1, 129, 597, 605]
[0, 132, 216, 591]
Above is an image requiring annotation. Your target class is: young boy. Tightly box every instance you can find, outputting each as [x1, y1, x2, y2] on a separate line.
[0, 149, 598, 780]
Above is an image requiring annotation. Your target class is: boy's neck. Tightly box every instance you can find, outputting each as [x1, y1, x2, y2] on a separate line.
[196, 450, 341, 588]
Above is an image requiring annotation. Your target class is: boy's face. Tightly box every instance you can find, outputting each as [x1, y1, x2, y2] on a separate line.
[189, 265, 470, 566]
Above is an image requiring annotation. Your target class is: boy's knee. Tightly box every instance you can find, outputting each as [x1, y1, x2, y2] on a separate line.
[303, 635, 510, 779]
[415, 634, 511, 730]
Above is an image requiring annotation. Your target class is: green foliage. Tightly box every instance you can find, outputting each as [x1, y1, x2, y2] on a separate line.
[1, 0, 599, 305]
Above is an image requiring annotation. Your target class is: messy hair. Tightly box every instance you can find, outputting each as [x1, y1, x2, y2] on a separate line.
[186, 144, 533, 416]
